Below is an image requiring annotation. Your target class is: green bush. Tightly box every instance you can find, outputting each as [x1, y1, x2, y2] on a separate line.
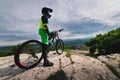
[86, 27, 120, 55]
[89, 46, 96, 54]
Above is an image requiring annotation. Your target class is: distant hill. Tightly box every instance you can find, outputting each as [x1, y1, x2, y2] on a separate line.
[63, 38, 90, 50]
[0, 38, 90, 50]
[63, 38, 90, 46]
[0, 46, 14, 51]
[0, 38, 90, 56]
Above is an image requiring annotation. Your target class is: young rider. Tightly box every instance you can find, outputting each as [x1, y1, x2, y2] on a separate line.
[39, 7, 54, 67]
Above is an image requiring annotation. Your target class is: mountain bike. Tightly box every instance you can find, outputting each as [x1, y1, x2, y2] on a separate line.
[14, 29, 64, 69]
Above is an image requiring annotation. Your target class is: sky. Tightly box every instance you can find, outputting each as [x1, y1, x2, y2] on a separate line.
[0, 0, 120, 46]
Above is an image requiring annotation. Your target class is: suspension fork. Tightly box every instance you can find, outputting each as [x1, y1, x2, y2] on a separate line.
[55, 32, 60, 40]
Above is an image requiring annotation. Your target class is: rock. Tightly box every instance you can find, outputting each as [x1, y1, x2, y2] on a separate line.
[0, 51, 119, 80]
[98, 53, 120, 78]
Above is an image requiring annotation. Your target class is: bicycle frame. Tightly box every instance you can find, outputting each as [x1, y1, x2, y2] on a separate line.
[50, 29, 64, 43]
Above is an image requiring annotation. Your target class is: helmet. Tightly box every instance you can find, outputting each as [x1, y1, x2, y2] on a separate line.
[42, 7, 53, 18]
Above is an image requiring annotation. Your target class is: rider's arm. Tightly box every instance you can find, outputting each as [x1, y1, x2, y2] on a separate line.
[42, 16, 49, 35]
[44, 25, 49, 35]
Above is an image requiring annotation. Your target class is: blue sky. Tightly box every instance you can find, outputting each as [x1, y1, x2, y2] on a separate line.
[0, 0, 120, 46]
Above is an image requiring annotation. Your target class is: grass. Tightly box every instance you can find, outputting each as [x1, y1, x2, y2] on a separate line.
[0, 45, 19, 57]
[64, 49, 71, 58]
[65, 49, 75, 64]
[0, 50, 13, 57]
[46, 70, 67, 80]
[65, 51, 71, 58]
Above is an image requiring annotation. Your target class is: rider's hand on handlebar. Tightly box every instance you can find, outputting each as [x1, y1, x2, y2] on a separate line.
[48, 32, 55, 40]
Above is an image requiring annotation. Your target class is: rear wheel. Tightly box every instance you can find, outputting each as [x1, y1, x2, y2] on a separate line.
[14, 40, 43, 69]
[55, 39, 64, 55]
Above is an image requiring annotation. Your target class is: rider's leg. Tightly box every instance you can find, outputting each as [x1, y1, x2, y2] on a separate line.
[42, 44, 53, 66]
[39, 29, 54, 67]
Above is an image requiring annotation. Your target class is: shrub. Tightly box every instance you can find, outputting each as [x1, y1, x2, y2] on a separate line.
[86, 27, 120, 55]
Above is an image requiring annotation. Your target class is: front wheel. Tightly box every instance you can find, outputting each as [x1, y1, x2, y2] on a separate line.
[14, 40, 43, 69]
[55, 39, 64, 55]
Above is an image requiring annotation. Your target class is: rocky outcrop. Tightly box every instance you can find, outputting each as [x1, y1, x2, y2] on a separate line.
[0, 51, 119, 80]
[98, 53, 120, 79]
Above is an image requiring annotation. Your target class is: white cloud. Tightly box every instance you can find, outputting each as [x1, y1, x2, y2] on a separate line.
[53, 0, 120, 25]
[0, 0, 120, 46]
[0, 40, 23, 46]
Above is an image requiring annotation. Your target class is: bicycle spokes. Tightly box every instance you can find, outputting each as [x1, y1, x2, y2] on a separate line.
[14, 40, 42, 69]
[57, 43, 62, 52]
[56, 39, 64, 55]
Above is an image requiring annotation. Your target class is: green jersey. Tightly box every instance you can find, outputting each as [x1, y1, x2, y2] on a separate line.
[39, 16, 49, 45]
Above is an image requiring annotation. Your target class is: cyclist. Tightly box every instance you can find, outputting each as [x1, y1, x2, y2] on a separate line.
[39, 7, 54, 67]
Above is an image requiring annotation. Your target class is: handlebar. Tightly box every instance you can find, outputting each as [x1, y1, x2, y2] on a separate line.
[49, 29, 64, 40]
[55, 29, 64, 33]
[59, 29, 64, 32]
